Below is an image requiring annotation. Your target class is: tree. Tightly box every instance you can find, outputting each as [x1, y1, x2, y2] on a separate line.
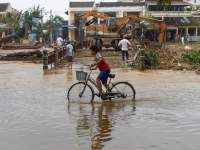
[43, 15, 64, 42]
[157, 0, 171, 6]
[23, 5, 44, 37]
[157, 0, 171, 11]
[0, 13, 21, 34]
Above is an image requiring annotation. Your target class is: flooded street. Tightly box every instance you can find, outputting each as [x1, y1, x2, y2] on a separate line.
[1, 61, 200, 150]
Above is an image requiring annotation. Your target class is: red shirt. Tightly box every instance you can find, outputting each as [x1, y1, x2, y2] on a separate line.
[96, 52, 110, 71]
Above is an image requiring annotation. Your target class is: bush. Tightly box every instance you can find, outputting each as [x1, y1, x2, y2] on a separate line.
[182, 51, 200, 65]
[145, 50, 160, 67]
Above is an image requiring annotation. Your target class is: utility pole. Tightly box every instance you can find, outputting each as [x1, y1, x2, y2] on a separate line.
[49, 10, 53, 44]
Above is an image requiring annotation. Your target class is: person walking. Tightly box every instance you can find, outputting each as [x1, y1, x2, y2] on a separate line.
[118, 35, 132, 62]
[66, 41, 74, 62]
[181, 35, 185, 45]
[56, 34, 64, 49]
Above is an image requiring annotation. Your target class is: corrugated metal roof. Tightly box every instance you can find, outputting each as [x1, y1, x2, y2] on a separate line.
[69, 2, 94, 8]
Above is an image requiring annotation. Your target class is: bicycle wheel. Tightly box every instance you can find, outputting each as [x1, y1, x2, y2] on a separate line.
[110, 82, 136, 101]
[67, 82, 95, 103]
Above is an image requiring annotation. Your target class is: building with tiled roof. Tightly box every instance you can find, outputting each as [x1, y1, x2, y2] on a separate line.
[67, 0, 200, 43]
[68, 0, 145, 42]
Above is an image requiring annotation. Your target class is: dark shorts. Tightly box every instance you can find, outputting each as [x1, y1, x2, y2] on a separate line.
[97, 70, 110, 85]
[67, 56, 73, 62]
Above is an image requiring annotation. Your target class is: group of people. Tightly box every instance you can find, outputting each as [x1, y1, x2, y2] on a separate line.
[56, 33, 131, 99]
[56, 35, 75, 62]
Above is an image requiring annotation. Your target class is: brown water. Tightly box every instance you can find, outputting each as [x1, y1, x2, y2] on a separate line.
[0, 61, 200, 150]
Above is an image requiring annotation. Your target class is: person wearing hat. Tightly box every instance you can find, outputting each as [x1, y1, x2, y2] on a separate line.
[118, 35, 132, 62]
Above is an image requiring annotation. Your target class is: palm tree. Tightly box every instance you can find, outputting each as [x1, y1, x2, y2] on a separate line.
[0, 12, 21, 34]
[23, 5, 44, 37]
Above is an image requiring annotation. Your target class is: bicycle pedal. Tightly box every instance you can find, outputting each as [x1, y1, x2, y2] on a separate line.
[101, 96, 107, 100]
[95, 93, 101, 97]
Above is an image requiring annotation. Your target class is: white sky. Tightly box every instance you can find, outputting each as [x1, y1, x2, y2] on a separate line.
[0, 0, 69, 19]
[0, 0, 117, 20]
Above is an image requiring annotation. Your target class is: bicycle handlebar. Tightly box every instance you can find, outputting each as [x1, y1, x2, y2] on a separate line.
[83, 64, 97, 71]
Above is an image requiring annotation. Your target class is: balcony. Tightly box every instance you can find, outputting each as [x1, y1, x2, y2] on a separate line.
[68, 20, 75, 26]
[147, 11, 192, 17]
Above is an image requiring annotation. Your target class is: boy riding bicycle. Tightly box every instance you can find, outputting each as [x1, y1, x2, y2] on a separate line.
[90, 45, 111, 99]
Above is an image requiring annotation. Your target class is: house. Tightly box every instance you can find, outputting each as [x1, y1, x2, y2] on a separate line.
[0, 3, 19, 17]
[146, 0, 200, 41]
[67, 0, 200, 43]
[0, 3, 19, 31]
[68, 1, 94, 41]
[68, 0, 145, 42]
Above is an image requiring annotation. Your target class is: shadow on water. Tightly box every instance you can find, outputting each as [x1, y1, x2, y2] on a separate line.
[67, 101, 135, 150]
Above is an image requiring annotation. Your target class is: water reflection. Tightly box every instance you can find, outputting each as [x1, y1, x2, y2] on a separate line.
[1, 61, 200, 150]
[67, 101, 135, 150]
[67, 63, 73, 81]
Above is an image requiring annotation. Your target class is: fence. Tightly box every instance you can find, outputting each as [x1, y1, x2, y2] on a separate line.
[43, 47, 67, 69]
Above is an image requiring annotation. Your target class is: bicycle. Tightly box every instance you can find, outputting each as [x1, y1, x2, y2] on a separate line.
[129, 44, 146, 69]
[67, 69, 136, 103]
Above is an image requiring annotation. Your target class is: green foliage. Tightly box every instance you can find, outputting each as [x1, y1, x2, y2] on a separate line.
[0, 13, 20, 32]
[145, 50, 160, 66]
[0, 5, 65, 42]
[23, 5, 44, 36]
[43, 15, 64, 29]
[42, 15, 64, 37]
[182, 51, 200, 65]
[157, 0, 171, 6]
[157, 0, 171, 10]
[129, 50, 159, 70]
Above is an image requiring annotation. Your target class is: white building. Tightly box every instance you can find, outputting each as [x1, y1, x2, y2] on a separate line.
[68, 0, 145, 41]
[146, 0, 200, 41]
[67, 0, 200, 42]
[183, 0, 200, 5]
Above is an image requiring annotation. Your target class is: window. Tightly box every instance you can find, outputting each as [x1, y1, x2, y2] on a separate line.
[198, 28, 200, 36]
[188, 28, 195, 36]
[148, 5, 186, 11]
[178, 28, 186, 36]
[104, 12, 116, 17]
[126, 12, 140, 16]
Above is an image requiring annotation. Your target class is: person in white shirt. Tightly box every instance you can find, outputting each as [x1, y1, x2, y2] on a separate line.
[56, 35, 64, 48]
[66, 41, 74, 62]
[118, 35, 132, 62]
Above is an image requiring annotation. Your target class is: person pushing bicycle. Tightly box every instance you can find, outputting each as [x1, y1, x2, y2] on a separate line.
[90, 45, 111, 99]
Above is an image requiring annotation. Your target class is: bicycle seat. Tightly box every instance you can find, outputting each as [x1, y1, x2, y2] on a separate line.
[108, 74, 115, 78]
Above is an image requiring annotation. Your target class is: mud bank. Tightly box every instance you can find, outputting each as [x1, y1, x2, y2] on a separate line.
[0, 49, 43, 61]
[1, 43, 200, 72]
[76, 47, 200, 72]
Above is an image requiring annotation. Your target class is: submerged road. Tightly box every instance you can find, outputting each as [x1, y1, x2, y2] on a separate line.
[0, 61, 200, 150]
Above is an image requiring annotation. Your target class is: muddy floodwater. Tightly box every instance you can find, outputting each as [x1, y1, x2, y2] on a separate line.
[1, 61, 200, 150]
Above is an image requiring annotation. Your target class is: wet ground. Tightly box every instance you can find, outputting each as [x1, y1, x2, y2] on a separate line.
[0, 60, 200, 150]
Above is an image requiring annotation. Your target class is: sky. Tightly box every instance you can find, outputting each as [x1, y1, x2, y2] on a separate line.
[0, 0, 118, 20]
[0, 0, 69, 19]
